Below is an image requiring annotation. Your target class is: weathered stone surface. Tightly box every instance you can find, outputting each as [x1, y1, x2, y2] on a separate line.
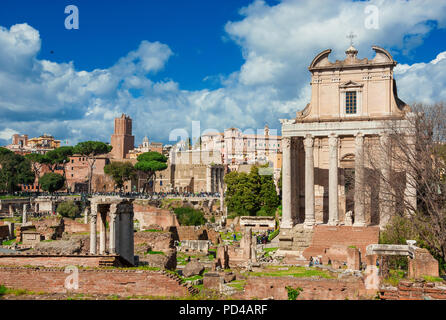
[140, 249, 177, 270]
[183, 260, 205, 277]
[33, 236, 89, 255]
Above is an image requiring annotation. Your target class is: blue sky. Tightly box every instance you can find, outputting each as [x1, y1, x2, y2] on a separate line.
[0, 0, 445, 146]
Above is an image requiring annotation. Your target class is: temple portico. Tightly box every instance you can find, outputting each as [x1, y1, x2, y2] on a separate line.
[89, 197, 135, 265]
[278, 45, 416, 252]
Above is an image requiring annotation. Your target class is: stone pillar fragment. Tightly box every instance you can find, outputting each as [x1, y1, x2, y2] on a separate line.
[328, 134, 339, 225]
[9, 205, 13, 217]
[354, 133, 366, 226]
[89, 205, 97, 254]
[206, 166, 212, 193]
[22, 204, 28, 225]
[99, 211, 107, 254]
[304, 135, 315, 227]
[109, 204, 117, 254]
[280, 137, 293, 229]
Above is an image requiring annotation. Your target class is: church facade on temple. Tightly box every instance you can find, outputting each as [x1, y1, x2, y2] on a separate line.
[279, 45, 416, 252]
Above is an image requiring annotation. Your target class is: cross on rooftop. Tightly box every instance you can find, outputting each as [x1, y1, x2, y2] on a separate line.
[347, 32, 357, 46]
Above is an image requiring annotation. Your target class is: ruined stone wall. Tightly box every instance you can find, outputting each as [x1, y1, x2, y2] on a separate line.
[63, 219, 89, 234]
[380, 281, 446, 300]
[133, 203, 179, 230]
[0, 267, 192, 297]
[241, 276, 370, 300]
[0, 255, 105, 268]
[176, 226, 208, 241]
[303, 225, 379, 259]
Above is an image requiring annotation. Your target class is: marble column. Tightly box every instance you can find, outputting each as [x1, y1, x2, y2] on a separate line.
[328, 134, 339, 225]
[99, 211, 107, 254]
[304, 135, 315, 227]
[404, 134, 417, 215]
[89, 205, 97, 254]
[280, 137, 293, 229]
[354, 133, 366, 226]
[83, 207, 89, 224]
[379, 133, 391, 228]
[9, 205, 13, 217]
[22, 204, 28, 224]
[109, 204, 117, 254]
[206, 166, 212, 193]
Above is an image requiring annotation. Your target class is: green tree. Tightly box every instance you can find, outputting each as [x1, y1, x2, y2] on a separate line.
[104, 161, 136, 192]
[134, 151, 168, 192]
[44, 146, 74, 172]
[0, 148, 35, 193]
[56, 200, 79, 219]
[39, 172, 65, 193]
[73, 141, 112, 193]
[224, 165, 280, 217]
[174, 207, 206, 226]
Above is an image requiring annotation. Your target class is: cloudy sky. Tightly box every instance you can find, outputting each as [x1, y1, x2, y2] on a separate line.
[0, 0, 445, 146]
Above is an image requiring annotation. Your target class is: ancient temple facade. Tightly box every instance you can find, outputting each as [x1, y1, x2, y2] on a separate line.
[280, 45, 416, 239]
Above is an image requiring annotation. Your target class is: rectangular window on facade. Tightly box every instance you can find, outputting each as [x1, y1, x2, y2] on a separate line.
[345, 91, 357, 114]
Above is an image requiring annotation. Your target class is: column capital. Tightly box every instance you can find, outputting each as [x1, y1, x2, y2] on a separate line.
[328, 133, 338, 148]
[304, 135, 314, 148]
[282, 136, 291, 149]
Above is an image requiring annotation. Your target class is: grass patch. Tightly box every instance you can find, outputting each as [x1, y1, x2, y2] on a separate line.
[263, 247, 278, 257]
[382, 269, 406, 286]
[142, 229, 164, 233]
[1, 239, 15, 246]
[248, 266, 335, 279]
[145, 250, 165, 255]
[226, 280, 246, 291]
[183, 275, 203, 282]
[422, 275, 444, 282]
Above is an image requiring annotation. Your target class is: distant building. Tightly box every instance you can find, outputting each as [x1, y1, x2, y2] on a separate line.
[6, 133, 61, 155]
[128, 136, 163, 159]
[110, 114, 135, 160]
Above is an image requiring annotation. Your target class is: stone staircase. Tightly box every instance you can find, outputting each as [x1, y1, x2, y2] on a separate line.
[160, 270, 199, 296]
[98, 257, 116, 267]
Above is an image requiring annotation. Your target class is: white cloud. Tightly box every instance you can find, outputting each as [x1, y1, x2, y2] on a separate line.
[0, 128, 18, 141]
[0, 0, 446, 147]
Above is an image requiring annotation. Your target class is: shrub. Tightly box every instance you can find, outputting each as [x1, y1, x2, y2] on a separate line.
[56, 200, 79, 219]
[285, 286, 303, 300]
[174, 207, 206, 226]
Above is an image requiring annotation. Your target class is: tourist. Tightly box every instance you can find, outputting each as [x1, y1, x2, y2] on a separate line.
[309, 256, 313, 267]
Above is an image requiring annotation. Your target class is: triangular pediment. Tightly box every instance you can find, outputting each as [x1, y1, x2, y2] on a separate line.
[339, 80, 364, 88]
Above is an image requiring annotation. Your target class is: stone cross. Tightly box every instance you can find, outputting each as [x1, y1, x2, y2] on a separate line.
[347, 31, 357, 46]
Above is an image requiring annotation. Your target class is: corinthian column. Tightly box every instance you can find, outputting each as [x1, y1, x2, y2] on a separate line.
[89, 205, 97, 254]
[206, 166, 212, 193]
[109, 204, 118, 254]
[328, 133, 339, 225]
[354, 133, 366, 226]
[99, 211, 107, 254]
[404, 133, 417, 215]
[379, 133, 391, 229]
[304, 135, 315, 227]
[280, 137, 293, 229]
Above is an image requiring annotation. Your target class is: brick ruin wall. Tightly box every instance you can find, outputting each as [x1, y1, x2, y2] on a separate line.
[0, 225, 9, 239]
[240, 276, 371, 300]
[0, 267, 192, 297]
[0, 255, 106, 268]
[303, 225, 379, 259]
[133, 203, 179, 230]
[380, 281, 446, 300]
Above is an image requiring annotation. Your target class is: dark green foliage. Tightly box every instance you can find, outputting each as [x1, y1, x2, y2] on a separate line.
[285, 286, 303, 300]
[134, 152, 168, 192]
[73, 141, 112, 157]
[104, 161, 136, 191]
[57, 200, 79, 219]
[44, 146, 74, 171]
[39, 172, 65, 192]
[224, 165, 280, 217]
[174, 207, 206, 226]
[0, 148, 35, 192]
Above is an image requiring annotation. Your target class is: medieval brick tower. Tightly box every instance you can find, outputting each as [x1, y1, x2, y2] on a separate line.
[111, 114, 135, 159]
